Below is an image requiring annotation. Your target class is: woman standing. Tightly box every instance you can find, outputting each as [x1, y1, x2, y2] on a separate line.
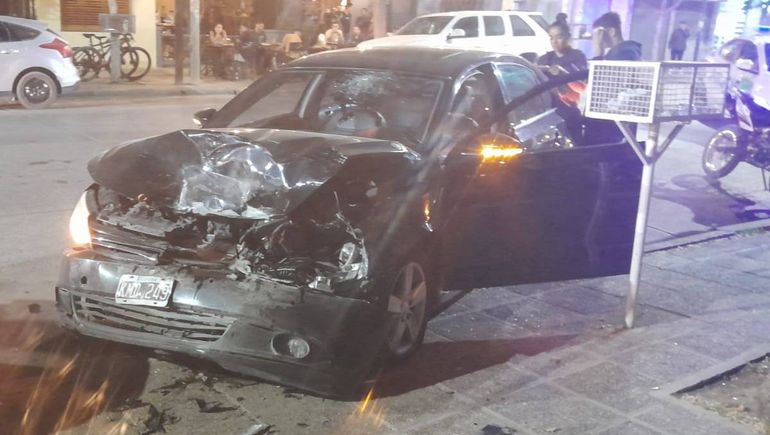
[537, 22, 587, 76]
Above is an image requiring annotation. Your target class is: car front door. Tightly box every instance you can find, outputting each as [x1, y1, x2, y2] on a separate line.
[446, 16, 482, 50]
[437, 64, 642, 290]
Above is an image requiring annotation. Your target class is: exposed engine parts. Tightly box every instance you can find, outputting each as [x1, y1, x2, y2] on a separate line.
[91, 185, 368, 294]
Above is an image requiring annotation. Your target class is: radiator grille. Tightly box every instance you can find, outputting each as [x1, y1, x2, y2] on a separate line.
[71, 293, 233, 342]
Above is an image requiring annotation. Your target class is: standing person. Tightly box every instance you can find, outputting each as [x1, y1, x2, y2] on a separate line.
[668, 21, 690, 61]
[553, 12, 568, 27]
[538, 22, 587, 143]
[340, 4, 353, 36]
[591, 12, 642, 61]
[538, 22, 587, 74]
[356, 8, 373, 39]
[585, 12, 643, 145]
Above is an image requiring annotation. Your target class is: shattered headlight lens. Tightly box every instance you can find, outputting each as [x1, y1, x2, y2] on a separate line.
[69, 192, 91, 248]
[338, 241, 368, 280]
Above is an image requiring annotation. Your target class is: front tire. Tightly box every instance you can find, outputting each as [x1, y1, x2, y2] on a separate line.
[15, 71, 58, 109]
[382, 256, 433, 361]
[702, 125, 745, 178]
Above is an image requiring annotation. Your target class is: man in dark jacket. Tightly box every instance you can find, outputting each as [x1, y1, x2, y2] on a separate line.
[668, 22, 689, 60]
[592, 12, 642, 61]
[585, 12, 643, 145]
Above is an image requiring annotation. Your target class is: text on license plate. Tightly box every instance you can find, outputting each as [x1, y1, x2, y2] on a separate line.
[115, 275, 175, 307]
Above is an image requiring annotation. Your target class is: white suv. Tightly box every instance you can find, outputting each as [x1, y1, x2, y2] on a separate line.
[0, 15, 80, 109]
[358, 11, 551, 61]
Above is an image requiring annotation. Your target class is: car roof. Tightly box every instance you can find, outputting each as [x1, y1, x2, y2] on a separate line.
[286, 47, 529, 78]
[420, 10, 543, 18]
[0, 15, 47, 29]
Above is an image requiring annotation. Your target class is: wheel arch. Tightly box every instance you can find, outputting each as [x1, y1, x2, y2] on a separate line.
[13, 67, 62, 97]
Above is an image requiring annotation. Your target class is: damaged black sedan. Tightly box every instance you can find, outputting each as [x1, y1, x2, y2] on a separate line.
[56, 47, 642, 396]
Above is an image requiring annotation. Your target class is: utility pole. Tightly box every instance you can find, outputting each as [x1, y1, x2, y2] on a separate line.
[190, 0, 200, 84]
[174, 0, 190, 85]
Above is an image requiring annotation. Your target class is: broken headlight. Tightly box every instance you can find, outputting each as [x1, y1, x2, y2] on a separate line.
[338, 241, 368, 280]
[69, 192, 91, 248]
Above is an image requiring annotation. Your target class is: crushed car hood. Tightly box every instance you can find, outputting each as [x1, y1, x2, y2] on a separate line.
[88, 129, 420, 219]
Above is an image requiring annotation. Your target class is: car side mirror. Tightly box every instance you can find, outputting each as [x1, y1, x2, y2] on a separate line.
[194, 108, 217, 127]
[736, 58, 756, 73]
[447, 28, 466, 41]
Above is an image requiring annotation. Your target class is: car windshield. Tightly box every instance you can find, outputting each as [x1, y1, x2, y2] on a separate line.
[396, 16, 453, 35]
[214, 70, 443, 145]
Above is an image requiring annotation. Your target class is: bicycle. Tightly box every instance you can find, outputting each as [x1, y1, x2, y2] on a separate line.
[72, 33, 151, 81]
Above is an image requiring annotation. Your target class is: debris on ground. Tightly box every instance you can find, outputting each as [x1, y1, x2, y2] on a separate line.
[27, 303, 41, 314]
[240, 422, 273, 435]
[482, 424, 517, 434]
[151, 378, 192, 396]
[193, 398, 239, 413]
[141, 404, 179, 434]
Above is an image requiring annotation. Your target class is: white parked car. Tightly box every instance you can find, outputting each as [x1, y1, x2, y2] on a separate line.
[358, 11, 551, 61]
[0, 15, 79, 109]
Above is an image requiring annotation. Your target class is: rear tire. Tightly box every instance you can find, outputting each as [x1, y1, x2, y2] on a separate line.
[15, 71, 58, 109]
[126, 47, 151, 81]
[702, 125, 745, 178]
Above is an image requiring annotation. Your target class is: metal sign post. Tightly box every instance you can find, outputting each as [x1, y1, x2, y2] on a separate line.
[107, 0, 119, 83]
[584, 61, 730, 328]
[99, 12, 135, 83]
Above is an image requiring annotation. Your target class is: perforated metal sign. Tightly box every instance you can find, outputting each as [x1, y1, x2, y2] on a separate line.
[584, 61, 730, 124]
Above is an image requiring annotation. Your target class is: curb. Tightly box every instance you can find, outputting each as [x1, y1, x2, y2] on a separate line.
[71, 85, 240, 100]
[645, 218, 770, 253]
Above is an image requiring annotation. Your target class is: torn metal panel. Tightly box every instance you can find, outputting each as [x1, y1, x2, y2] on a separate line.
[87, 129, 420, 220]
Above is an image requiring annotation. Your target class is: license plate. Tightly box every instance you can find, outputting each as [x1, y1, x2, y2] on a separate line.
[115, 275, 174, 307]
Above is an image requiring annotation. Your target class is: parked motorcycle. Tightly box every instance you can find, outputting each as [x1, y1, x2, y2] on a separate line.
[702, 89, 770, 184]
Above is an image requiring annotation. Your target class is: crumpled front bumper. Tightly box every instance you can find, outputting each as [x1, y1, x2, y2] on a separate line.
[55, 250, 388, 397]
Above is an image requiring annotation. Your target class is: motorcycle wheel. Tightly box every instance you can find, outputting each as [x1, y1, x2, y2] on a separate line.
[702, 125, 745, 178]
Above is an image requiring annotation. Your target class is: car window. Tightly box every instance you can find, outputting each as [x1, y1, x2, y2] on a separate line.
[509, 15, 535, 37]
[497, 64, 548, 124]
[450, 68, 503, 127]
[528, 14, 549, 31]
[483, 16, 505, 36]
[396, 16, 453, 35]
[738, 42, 759, 74]
[228, 73, 316, 127]
[0, 23, 10, 43]
[719, 39, 750, 62]
[5, 22, 40, 41]
[453, 17, 479, 38]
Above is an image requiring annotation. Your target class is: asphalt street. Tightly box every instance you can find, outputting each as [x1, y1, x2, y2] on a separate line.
[0, 96, 769, 434]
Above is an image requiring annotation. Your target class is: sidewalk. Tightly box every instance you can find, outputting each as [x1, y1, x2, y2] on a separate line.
[70, 67, 250, 100]
[386, 229, 770, 434]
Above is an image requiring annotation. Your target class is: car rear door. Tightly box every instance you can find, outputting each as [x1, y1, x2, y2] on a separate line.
[0, 22, 21, 92]
[506, 14, 547, 58]
[438, 63, 642, 290]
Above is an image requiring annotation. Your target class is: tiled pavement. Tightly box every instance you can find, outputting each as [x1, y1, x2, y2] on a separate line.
[379, 231, 770, 435]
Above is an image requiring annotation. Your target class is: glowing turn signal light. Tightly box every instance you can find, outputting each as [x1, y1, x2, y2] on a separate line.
[69, 193, 91, 248]
[480, 144, 523, 162]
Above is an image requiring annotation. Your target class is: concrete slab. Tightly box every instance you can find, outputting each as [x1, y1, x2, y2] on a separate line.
[487, 383, 624, 435]
[555, 361, 660, 413]
[611, 342, 720, 384]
